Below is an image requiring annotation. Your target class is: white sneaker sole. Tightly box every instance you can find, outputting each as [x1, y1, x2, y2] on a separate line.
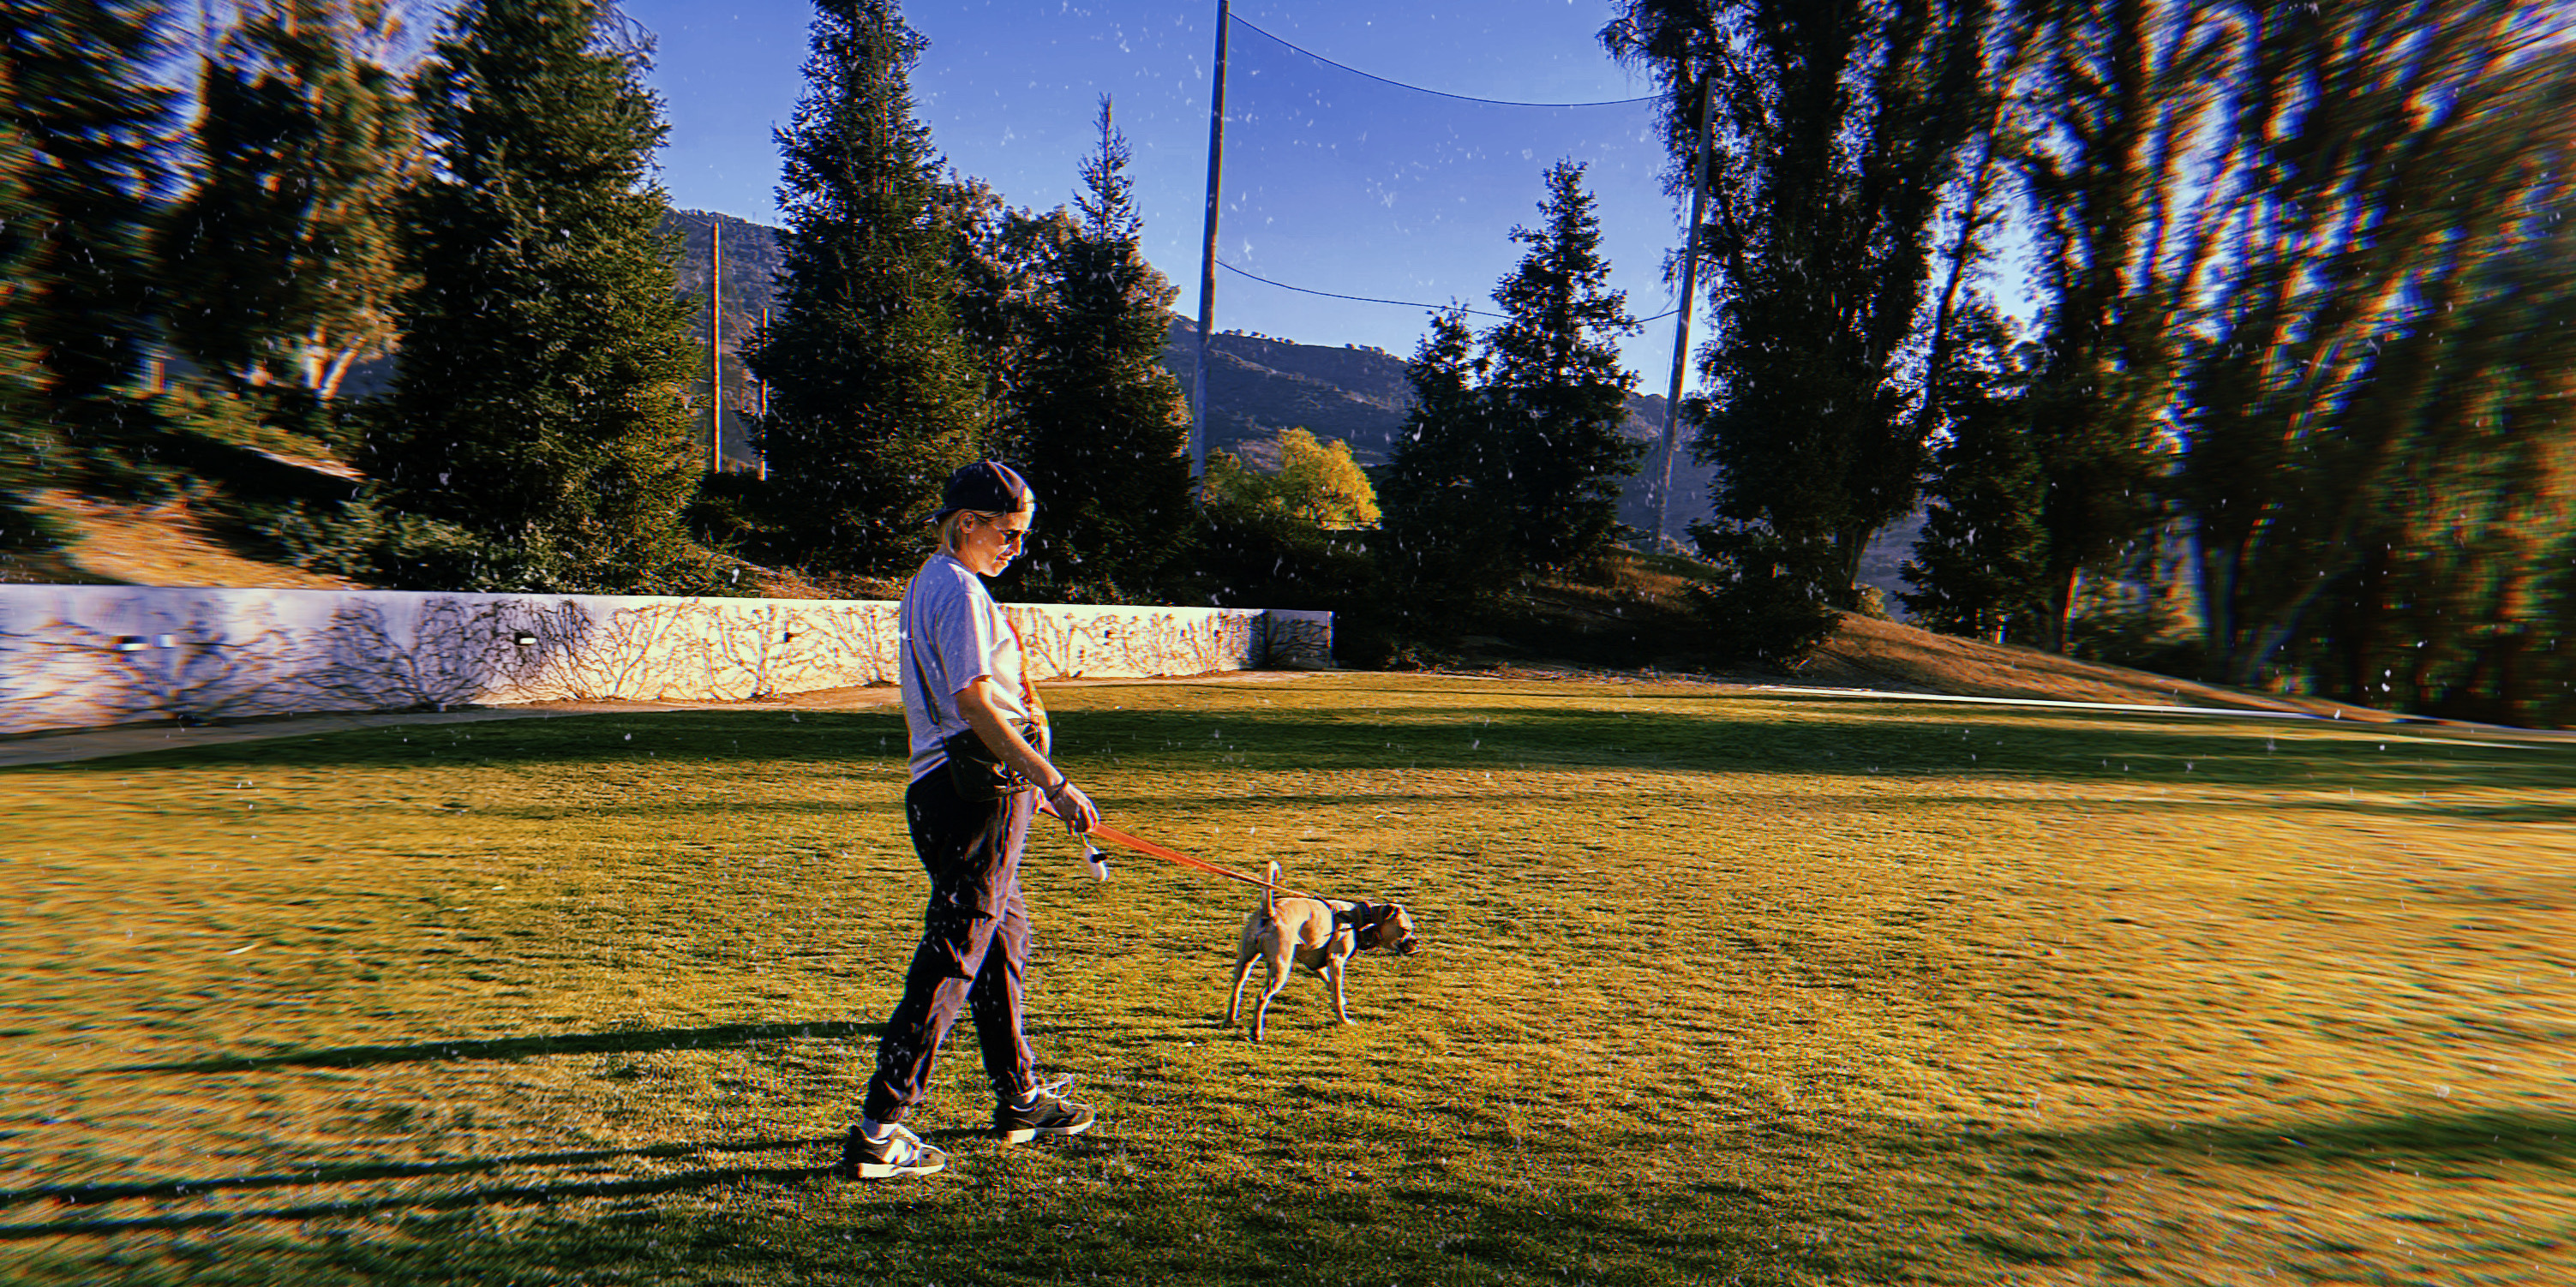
[853, 1157, 947, 1179]
[994, 1117, 1094, 1144]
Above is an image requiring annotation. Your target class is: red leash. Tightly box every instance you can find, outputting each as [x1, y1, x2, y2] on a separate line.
[1042, 803, 1313, 901]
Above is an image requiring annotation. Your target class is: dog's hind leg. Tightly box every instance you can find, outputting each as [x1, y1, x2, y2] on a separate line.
[1249, 952, 1291, 1043]
[1225, 940, 1261, 1026]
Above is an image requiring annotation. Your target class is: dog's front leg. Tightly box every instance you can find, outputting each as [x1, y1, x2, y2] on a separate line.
[1326, 955, 1352, 1024]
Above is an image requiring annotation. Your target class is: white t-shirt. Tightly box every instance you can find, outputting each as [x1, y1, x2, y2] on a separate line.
[900, 552, 1035, 783]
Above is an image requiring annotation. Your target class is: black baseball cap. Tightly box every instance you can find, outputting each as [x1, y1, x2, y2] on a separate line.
[927, 460, 1033, 525]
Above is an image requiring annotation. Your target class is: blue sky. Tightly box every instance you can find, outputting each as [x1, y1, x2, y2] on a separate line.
[618, 0, 1693, 385]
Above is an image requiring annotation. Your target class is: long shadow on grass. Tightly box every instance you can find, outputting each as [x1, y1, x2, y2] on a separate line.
[0, 1158, 837, 1240]
[0, 1134, 839, 1212]
[45, 703, 2564, 820]
[1971, 1107, 2576, 1168]
[91, 1020, 878, 1077]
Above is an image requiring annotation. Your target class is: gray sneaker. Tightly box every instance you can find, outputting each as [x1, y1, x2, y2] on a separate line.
[841, 1123, 948, 1180]
[993, 1075, 1095, 1143]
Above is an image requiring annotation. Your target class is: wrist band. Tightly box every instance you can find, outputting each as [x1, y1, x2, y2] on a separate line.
[1045, 779, 1074, 800]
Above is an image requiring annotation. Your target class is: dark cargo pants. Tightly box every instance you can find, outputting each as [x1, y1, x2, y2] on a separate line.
[860, 775, 1039, 1124]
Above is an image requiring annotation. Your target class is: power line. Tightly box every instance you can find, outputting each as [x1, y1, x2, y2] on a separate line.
[1218, 259, 1680, 326]
[1231, 16, 1665, 110]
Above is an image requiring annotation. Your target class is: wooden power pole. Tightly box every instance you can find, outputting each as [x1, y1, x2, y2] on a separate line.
[1654, 81, 1717, 553]
[1189, 0, 1231, 488]
[709, 219, 723, 475]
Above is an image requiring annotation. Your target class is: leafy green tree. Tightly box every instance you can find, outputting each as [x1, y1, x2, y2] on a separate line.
[1, 0, 177, 477]
[1205, 428, 1378, 529]
[1014, 97, 1192, 599]
[374, 0, 705, 592]
[160, 0, 417, 407]
[2014, 0, 2229, 651]
[2175, 0, 2576, 685]
[2294, 223, 2576, 724]
[1271, 428, 1378, 528]
[746, 0, 984, 575]
[1482, 160, 1642, 573]
[1900, 302, 2049, 642]
[1603, 0, 2004, 611]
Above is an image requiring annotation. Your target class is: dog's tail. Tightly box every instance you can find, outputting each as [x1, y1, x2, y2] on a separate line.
[1264, 860, 1283, 916]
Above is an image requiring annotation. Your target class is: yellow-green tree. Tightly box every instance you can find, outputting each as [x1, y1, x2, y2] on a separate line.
[1206, 428, 1377, 529]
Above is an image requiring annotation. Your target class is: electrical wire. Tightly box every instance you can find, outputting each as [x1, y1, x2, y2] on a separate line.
[1218, 259, 1680, 326]
[1231, 15, 1666, 110]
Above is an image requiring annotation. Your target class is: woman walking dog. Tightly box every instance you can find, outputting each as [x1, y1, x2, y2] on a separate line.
[842, 461, 1103, 1181]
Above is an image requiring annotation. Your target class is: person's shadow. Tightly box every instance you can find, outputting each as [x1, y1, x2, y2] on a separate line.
[5, 1021, 897, 1240]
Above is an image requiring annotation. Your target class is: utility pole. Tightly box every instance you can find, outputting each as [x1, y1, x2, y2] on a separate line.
[1189, 0, 1231, 490]
[1654, 79, 1718, 553]
[710, 218, 723, 474]
[756, 303, 770, 482]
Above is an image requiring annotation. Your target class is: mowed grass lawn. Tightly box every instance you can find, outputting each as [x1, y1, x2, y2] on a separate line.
[3, 673, 2571, 1285]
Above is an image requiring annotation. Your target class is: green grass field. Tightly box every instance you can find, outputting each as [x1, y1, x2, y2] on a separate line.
[3, 673, 2570, 1284]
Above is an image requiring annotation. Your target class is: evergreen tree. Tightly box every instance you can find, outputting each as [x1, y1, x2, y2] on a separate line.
[376, 0, 705, 592]
[1900, 302, 2049, 642]
[1482, 160, 1643, 574]
[1, 0, 177, 477]
[1015, 97, 1192, 600]
[161, 0, 417, 407]
[1376, 309, 1515, 619]
[747, 0, 985, 575]
[944, 177, 1070, 451]
[0, 46, 58, 542]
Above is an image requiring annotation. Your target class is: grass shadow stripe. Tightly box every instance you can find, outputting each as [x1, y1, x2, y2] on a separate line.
[0, 1134, 842, 1208]
[90, 1021, 881, 1076]
[0, 1163, 839, 1240]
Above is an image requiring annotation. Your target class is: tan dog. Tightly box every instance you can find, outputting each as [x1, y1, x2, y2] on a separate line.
[1226, 861, 1420, 1043]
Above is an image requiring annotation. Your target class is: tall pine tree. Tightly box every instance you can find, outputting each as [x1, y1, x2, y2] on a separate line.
[1015, 97, 1192, 601]
[161, 0, 417, 407]
[747, 0, 984, 575]
[1376, 309, 1514, 621]
[1899, 301, 2049, 642]
[1, 0, 177, 480]
[1483, 160, 1643, 575]
[377, 0, 705, 593]
[0, 45, 57, 543]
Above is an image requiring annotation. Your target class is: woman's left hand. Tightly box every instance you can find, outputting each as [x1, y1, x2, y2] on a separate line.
[1044, 780, 1099, 835]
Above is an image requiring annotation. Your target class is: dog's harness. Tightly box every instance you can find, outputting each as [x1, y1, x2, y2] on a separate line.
[1337, 903, 1399, 947]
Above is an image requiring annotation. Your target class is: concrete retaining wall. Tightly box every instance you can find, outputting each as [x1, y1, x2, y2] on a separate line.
[0, 585, 1333, 737]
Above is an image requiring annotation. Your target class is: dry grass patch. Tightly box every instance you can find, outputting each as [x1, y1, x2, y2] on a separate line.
[1, 673, 2568, 1284]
